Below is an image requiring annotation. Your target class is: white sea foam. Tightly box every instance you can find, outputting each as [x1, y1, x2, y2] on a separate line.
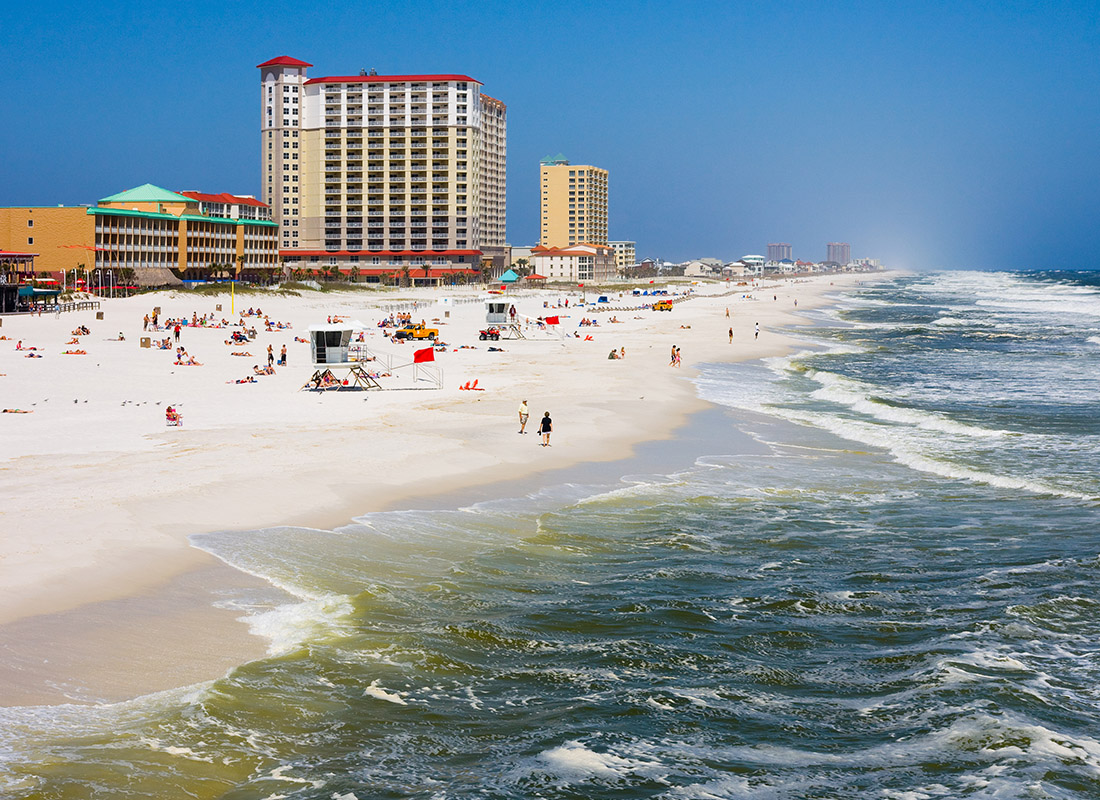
[264, 765, 326, 789]
[804, 369, 1010, 439]
[240, 594, 355, 656]
[775, 408, 1092, 501]
[1088, 335, 1100, 345]
[140, 739, 214, 762]
[529, 740, 666, 783]
[363, 680, 409, 705]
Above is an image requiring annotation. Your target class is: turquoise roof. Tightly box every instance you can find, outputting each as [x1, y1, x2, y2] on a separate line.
[499, 268, 520, 282]
[87, 207, 277, 227]
[539, 153, 569, 166]
[99, 183, 195, 205]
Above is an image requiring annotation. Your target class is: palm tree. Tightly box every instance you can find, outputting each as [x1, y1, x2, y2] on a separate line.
[421, 263, 432, 286]
[400, 266, 411, 288]
[513, 258, 530, 277]
[350, 265, 361, 283]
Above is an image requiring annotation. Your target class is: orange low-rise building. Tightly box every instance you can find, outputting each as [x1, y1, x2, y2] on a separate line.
[0, 184, 280, 287]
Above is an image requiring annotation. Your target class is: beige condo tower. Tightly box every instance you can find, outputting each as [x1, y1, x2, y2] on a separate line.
[258, 56, 507, 281]
[539, 155, 608, 248]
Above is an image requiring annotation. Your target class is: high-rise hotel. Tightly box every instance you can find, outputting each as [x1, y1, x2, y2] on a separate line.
[258, 56, 507, 279]
[539, 154, 608, 248]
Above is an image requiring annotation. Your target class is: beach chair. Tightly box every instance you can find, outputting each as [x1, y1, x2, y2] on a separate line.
[166, 409, 183, 427]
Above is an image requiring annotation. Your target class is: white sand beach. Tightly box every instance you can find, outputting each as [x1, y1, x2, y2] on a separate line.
[0, 272, 887, 704]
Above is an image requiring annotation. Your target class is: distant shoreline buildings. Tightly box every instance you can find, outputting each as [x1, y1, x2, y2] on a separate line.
[767, 242, 792, 262]
[827, 242, 851, 265]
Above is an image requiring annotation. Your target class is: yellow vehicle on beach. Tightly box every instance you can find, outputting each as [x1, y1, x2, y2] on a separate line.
[395, 323, 438, 340]
[653, 300, 674, 311]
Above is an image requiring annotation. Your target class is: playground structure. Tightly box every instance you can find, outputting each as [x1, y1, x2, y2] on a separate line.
[305, 322, 442, 391]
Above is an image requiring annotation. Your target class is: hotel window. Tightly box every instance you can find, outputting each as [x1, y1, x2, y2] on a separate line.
[27, 237, 33, 244]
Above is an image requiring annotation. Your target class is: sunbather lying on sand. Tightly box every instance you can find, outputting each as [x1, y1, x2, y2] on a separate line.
[3, 408, 32, 413]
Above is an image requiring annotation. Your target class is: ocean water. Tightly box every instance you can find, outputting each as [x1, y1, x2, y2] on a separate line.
[4, 269, 1100, 799]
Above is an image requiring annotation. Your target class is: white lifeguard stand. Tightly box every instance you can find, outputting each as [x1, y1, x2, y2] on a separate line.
[305, 322, 381, 390]
[484, 299, 525, 339]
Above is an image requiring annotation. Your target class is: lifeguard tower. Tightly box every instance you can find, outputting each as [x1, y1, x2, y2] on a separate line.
[305, 322, 381, 390]
[485, 299, 525, 339]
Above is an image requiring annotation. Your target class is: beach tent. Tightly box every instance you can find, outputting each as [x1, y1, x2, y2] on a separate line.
[499, 269, 520, 284]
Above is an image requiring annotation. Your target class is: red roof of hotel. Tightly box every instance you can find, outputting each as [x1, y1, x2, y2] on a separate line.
[282, 249, 482, 257]
[257, 56, 313, 68]
[179, 191, 268, 208]
[331, 267, 477, 277]
[305, 74, 481, 85]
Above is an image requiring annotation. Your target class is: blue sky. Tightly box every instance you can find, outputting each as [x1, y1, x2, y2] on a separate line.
[2, 0, 1098, 269]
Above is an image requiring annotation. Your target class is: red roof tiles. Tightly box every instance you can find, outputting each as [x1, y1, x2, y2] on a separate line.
[257, 56, 313, 68]
[305, 74, 481, 85]
[179, 191, 268, 208]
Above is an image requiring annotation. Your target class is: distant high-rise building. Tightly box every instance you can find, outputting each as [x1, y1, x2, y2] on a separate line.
[608, 240, 636, 272]
[827, 242, 850, 264]
[539, 155, 608, 248]
[767, 242, 791, 262]
[258, 55, 507, 281]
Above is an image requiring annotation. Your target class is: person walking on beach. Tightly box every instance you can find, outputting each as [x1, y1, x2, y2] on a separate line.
[539, 411, 553, 446]
[280, 344, 287, 366]
[755, 322, 760, 340]
[674, 346, 682, 367]
[725, 307, 730, 318]
[267, 344, 274, 368]
[173, 323, 181, 343]
[518, 399, 529, 434]
[143, 314, 149, 331]
[670, 344, 677, 367]
[729, 327, 734, 344]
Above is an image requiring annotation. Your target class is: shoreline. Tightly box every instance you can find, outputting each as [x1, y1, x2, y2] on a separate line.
[0, 272, 894, 706]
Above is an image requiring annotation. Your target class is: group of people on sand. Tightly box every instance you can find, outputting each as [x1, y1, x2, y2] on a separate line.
[577, 318, 600, 327]
[608, 347, 626, 360]
[174, 347, 201, 366]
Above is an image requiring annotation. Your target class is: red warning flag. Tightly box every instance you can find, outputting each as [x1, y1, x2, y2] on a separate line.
[545, 316, 560, 325]
[413, 347, 435, 363]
